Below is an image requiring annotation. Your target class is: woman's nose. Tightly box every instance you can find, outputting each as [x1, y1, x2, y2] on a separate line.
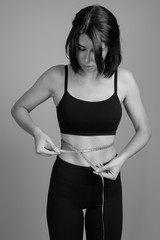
[84, 51, 94, 63]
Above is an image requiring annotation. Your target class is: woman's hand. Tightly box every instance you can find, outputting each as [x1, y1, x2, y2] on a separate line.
[33, 128, 60, 157]
[93, 156, 125, 180]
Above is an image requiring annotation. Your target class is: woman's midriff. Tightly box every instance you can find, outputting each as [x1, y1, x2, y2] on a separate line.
[59, 134, 117, 167]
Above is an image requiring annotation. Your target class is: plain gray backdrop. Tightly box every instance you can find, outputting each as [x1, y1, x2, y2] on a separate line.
[1, 0, 160, 239]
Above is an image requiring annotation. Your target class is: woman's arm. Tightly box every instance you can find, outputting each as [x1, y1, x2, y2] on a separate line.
[11, 65, 63, 156]
[95, 70, 152, 179]
[118, 70, 152, 163]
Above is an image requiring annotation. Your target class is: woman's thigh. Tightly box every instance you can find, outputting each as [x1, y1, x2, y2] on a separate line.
[46, 157, 95, 240]
[85, 174, 123, 240]
[47, 179, 84, 240]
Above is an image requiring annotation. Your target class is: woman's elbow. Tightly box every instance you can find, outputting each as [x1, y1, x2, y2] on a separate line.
[11, 104, 16, 118]
[147, 128, 152, 141]
[145, 120, 152, 141]
[136, 123, 152, 144]
[11, 102, 19, 118]
[11, 103, 24, 120]
[141, 125, 152, 143]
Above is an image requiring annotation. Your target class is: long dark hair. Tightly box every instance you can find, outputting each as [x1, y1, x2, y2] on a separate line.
[65, 5, 122, 78]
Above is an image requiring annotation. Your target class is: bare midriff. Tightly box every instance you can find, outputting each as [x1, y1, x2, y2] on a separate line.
[59, 134, 117, 167]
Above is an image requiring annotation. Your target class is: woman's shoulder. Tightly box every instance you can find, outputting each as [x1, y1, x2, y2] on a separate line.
[118, 68, 137, 89]
[42, 64, 66, 90]
[45, 64, 66, 81]
[117, 68, 139, 101]
[33, 64, 67, 98]
[118, 67, 140, 100]
[118, 68, 135, 82]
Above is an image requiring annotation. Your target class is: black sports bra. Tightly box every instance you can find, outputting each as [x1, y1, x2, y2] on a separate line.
[56, 65, 122, 136]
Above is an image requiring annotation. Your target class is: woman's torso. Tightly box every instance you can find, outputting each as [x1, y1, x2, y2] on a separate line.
[52, 64, 125, 167]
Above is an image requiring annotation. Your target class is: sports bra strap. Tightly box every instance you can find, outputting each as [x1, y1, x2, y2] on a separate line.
[114, 69, 118, 94]
[64, 65, 68, 92]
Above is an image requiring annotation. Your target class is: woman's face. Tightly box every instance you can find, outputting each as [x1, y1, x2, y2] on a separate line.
[76, 33, 108, 73]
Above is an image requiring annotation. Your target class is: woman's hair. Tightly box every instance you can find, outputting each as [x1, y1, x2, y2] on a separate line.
[65, 5, 121, 78]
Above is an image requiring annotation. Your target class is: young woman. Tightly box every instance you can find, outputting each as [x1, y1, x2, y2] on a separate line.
[11, 5, 151, 240]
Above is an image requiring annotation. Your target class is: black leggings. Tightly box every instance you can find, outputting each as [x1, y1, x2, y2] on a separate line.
[47, 156, 123, 240]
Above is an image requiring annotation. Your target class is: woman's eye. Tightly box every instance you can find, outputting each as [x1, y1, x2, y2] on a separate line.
[79, 48, 86, 51]
[77, 46, 86, 51]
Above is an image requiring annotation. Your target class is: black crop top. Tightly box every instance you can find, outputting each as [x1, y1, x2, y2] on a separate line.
[56, 65, 122, 136]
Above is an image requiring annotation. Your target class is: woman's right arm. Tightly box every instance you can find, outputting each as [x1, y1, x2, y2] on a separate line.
[11, 65, 63, 156]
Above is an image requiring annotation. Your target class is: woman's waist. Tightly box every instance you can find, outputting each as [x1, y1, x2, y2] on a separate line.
[59, 149, 117, 167]
[59, 134, 117, 167]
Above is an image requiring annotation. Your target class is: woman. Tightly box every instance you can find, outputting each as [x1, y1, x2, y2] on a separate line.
[11, 5, 151, 240]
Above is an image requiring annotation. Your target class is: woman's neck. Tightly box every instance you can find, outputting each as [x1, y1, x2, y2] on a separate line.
[78, 69, 105, 83]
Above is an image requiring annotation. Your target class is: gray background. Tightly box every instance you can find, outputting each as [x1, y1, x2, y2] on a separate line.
[1, 0, 159, 239]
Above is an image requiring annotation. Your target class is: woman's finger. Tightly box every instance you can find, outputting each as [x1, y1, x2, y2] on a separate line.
[99, 171, 117, 180]
[47, 139, 60, 154]
[36, 147, 57, 156]
[95, 164, 109, 173]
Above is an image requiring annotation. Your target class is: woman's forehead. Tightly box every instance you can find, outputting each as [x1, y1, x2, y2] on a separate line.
[78, 34, 92, 46]
[78, 33, 106, 48]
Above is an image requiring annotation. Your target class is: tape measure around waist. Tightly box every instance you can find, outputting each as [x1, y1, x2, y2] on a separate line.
[60, 139, 113, 171]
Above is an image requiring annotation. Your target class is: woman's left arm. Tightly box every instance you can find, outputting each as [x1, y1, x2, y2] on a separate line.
[95, 70, 152, 179]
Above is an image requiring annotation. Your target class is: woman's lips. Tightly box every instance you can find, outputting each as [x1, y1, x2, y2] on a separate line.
[83, 65, 95, 70]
